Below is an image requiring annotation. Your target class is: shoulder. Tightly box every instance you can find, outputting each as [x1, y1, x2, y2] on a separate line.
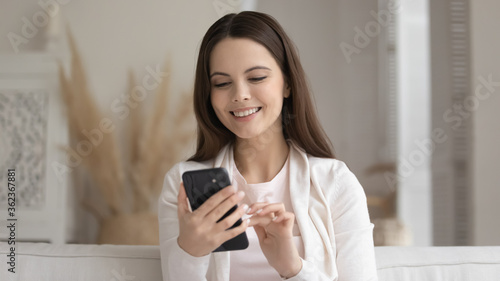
[164, 160, 213, 182]
[306, 154, 363, 200]
[306, 152, 355, 185]
[163, 145, 231, 184]
[160, 159, 215, 202]
[289, 141, 352, 179]
[308, 155, 350, 176]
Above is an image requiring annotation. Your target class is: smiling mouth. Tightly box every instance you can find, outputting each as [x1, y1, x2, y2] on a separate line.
[230, 107, 262, 117]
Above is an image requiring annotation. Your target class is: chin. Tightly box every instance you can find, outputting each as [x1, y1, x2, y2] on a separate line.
[236, 130, 281, 144]
[234, 132, 259, 140]
[232, 129, 262, 140]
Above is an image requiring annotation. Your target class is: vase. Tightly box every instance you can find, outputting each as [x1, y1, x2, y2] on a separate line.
[97, 212, 159, 245]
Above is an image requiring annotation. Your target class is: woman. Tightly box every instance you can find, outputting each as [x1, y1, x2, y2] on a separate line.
[158, 11, 378, 281]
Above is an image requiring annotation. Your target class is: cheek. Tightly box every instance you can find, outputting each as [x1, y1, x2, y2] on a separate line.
[210, 92, 222, 112]
[210, 92, 228, 122]
[262, 83, 285, 112]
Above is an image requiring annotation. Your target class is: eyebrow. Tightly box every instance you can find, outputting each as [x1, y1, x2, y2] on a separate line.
[209, 66, 271, 78]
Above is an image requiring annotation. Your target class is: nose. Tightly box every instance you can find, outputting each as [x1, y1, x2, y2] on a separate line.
[231, 81, 251, 103]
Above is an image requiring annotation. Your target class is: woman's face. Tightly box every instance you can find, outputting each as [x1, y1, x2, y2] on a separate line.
[209, 37, 290, 141]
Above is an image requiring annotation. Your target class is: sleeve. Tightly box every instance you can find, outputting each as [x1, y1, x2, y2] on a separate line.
[286, 162, 378, 281]
[284, 258, 331, 281]
[158, 163, 211, 281]
[329, 162, 378, 281]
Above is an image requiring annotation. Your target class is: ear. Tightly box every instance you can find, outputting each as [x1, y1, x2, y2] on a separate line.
[283, 84, 291, 98]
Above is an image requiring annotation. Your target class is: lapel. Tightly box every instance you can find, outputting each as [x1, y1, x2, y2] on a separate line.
[289, 142, 336, 277]
[288, 143, 315, 255]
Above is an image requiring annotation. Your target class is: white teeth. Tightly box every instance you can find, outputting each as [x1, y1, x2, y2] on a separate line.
[234, 107, 259, 117]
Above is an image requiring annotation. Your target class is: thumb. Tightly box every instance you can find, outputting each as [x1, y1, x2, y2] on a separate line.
[254, 225, 267, 244]
[177, 182, 191, 218]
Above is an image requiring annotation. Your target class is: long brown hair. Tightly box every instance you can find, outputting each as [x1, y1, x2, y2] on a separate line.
[189, 11, 334, 161]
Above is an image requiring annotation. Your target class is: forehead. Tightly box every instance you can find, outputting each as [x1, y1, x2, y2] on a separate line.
[209, 37, 278, 72]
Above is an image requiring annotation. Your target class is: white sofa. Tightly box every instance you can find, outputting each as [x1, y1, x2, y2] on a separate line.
[1, 242, 500, 280]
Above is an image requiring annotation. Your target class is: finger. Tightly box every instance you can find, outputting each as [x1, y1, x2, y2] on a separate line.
[248, 214, 274, 227]
[218, 216, 250, 244]
[177, 182, 190, 217]
[214, 203, 249, 232]
[256, 203, 286, 217]
[253, 225, 267, 243]
[273, 211, 294, 224]
[194, 185, 236, 217]
[247, 202, 270, 215]
[207, 190, 245, 223]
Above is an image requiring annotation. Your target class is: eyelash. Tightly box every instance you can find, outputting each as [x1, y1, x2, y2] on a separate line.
[249, 76, 267, 82]
[214, 82, 230, 88]
[213, 76, 267, 88]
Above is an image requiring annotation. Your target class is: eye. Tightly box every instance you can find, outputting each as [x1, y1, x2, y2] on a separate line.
[213, 82, 231, 88]
[249, 76, 267, 82]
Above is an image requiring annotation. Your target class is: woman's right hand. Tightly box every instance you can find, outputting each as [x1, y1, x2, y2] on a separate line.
[176, 182, 249, 257]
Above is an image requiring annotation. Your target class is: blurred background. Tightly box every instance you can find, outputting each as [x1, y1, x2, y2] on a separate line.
[0, 0, 498, 247]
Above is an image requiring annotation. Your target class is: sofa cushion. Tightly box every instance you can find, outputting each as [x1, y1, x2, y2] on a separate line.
[375, 246, 500, 281]
[3, 243, 500, 280]
[0, 242, 161, 281]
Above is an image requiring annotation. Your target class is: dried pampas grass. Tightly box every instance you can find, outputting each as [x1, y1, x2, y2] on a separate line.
[59, 29, 195, 226]
[127, 61, 195, 212]
[59, 29, 125, 217]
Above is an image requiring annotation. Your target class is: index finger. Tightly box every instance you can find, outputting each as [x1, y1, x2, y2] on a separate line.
[247, 202, 270, 215]
[255, 203, 286, 217]
[194, 185, 237, 217]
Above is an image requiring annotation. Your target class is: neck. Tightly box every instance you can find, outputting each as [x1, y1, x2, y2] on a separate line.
[234, 122, 290, 184]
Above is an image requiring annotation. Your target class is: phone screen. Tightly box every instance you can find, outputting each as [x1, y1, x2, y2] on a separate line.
[182, 168, 249, 252]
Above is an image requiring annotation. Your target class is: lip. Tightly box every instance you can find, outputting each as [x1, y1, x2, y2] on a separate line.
[230, 107, 262, 121]
[230, 107, 261, 113]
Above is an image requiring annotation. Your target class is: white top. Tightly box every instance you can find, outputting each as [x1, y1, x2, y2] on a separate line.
[229, 155, 305, 280]
[158, 141, 378, 281]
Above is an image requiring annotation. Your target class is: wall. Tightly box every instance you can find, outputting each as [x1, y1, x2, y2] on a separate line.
[0, 0, 385, 192]
[471, 0, 500, 246]
[256, 0, 389, 199]
[0, 0, 237, 155]
[0, 0, 247, 243]
[1, 0, 400, 242]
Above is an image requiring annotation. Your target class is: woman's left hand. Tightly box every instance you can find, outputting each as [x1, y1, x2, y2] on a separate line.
[247, 202, 302, 279]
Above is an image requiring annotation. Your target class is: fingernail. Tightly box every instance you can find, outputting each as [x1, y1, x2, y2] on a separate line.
[246, 207, 252, 214]
[272, 216, 278, 221]
[237, 190, 245, 199]
[246, 218, 251, 225]
[242, 204, 249, 212]
[186, 198, 192, 213]
[256, 209, 262, 214]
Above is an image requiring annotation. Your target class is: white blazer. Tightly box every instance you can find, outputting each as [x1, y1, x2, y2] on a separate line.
[158, 142, 378, 281]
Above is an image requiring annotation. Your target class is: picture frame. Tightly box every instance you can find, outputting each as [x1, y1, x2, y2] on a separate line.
[0, 53, 72, 244]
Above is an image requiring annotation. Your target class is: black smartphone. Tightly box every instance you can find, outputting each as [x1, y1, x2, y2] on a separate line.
[182, 167, 249, 252]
